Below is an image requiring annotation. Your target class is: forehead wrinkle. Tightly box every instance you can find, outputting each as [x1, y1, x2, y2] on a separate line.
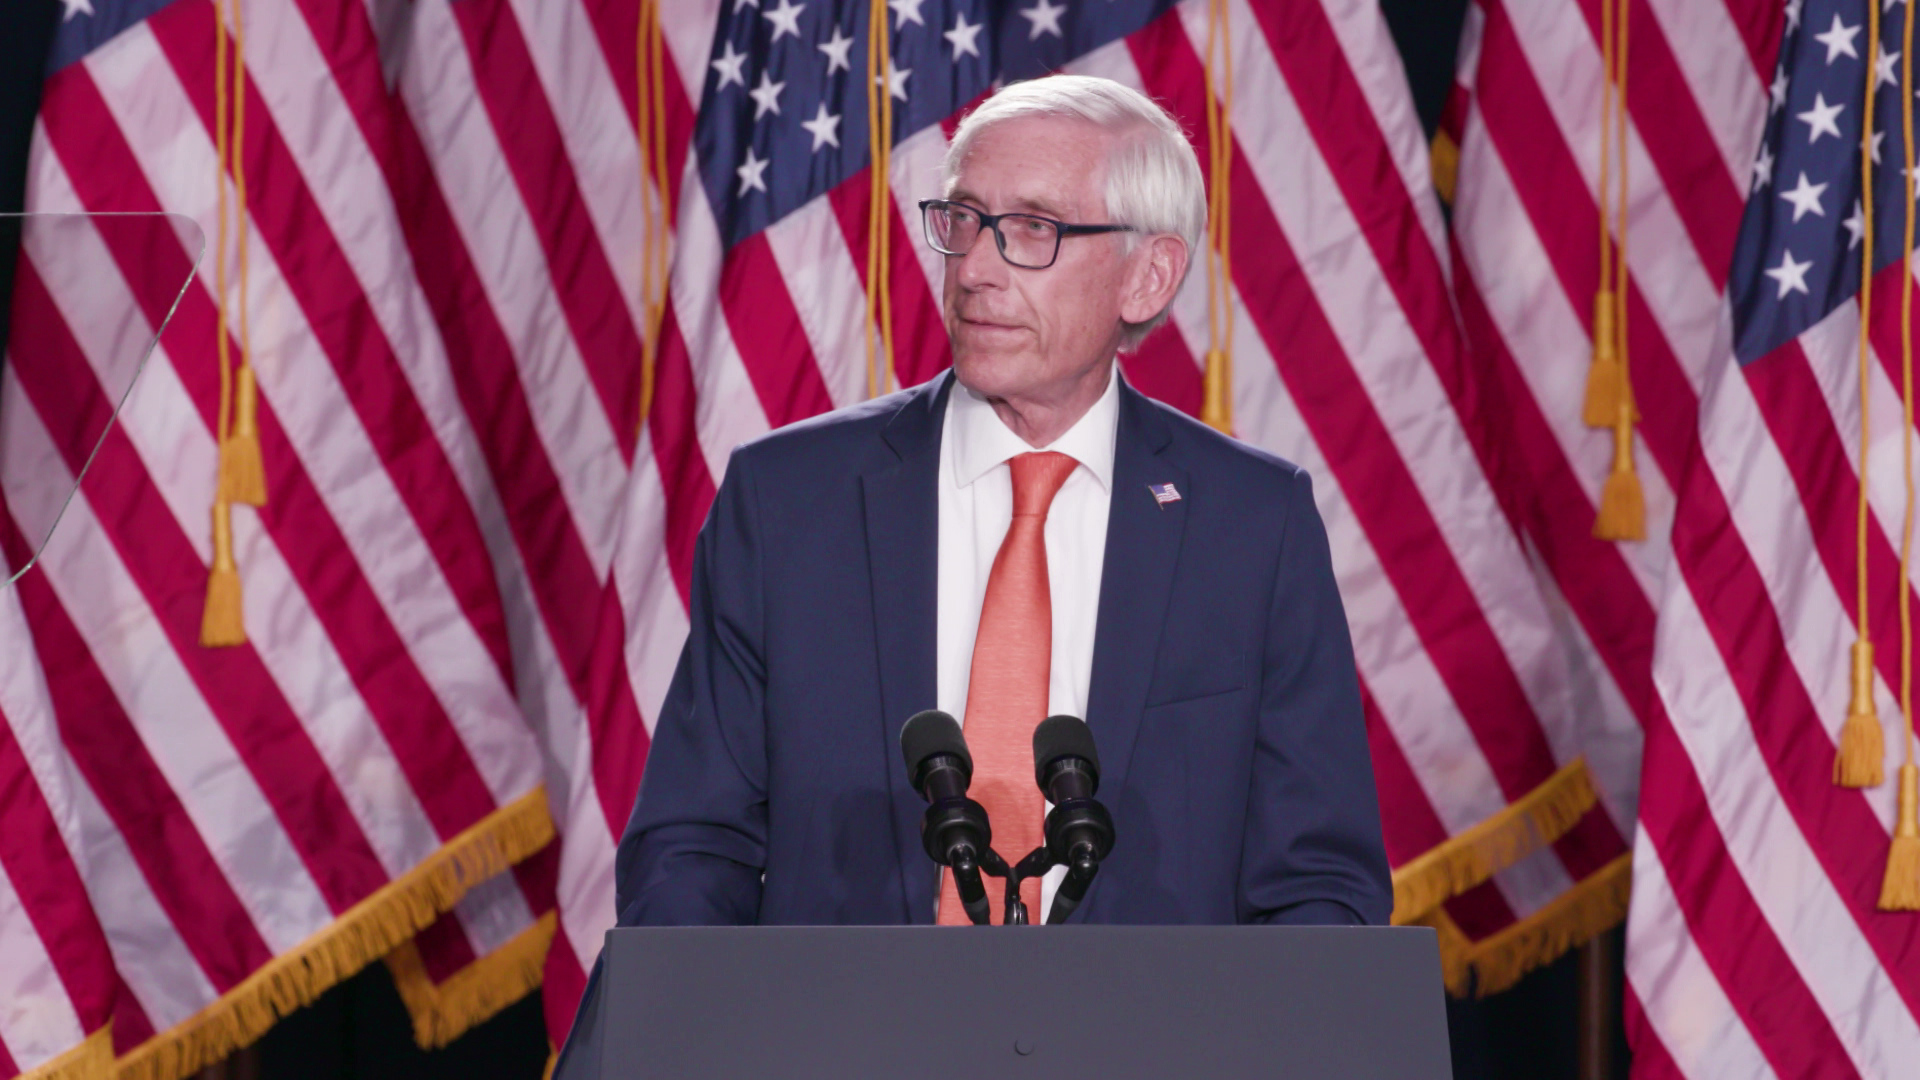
[946, 116, 1111, 219]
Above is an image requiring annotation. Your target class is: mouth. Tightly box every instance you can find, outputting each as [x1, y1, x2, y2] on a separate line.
[957, 315, 1025, 334]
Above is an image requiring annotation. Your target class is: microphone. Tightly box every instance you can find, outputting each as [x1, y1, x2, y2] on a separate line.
[900, 710, 1002, 925]
[1032, 715, 1116, 925]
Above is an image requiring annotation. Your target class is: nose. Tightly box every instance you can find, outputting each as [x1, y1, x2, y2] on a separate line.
[953, 224, 1006, 291]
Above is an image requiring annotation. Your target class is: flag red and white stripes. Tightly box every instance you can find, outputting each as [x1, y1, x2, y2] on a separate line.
[3, 0, 1691, 1074]
[571, 0, 1630, 1038]
[1443, 0, 1920, 1073]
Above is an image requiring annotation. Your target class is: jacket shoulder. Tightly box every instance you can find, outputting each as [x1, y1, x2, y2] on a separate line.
[1147, 396, 1309, 495]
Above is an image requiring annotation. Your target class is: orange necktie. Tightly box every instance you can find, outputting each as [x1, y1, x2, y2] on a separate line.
[938, 450, 1078, 925]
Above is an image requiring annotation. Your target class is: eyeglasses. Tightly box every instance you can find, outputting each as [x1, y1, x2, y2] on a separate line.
[918, 199, 1134, 270]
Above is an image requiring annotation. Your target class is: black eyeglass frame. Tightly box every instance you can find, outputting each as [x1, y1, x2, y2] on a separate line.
[918, 198, 1135, 270]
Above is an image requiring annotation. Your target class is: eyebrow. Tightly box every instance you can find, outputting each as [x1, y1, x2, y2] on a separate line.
[945, 189, 1075, 219]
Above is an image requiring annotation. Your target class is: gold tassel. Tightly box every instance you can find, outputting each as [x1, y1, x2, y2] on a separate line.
[1592, 405, 1644, 540]
[1202, 349, 1232, 434]
[1880, 764, 1920, 910]
[1429, 130, 1459, 206]
[1581, 293, 1634, 428]
[220, 366, 267, 507]
[200, 502, 247, 647]
[1837, 640, 1886, 788]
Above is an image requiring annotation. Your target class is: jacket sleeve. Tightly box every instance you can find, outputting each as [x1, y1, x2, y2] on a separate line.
[1238, 469, 1393, 926]
[613, 446, 770, 927]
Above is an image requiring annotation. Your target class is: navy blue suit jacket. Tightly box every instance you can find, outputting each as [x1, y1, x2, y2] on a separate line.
[555, 372, 1388, 1071]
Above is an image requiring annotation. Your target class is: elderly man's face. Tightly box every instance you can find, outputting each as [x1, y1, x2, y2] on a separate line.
[942, 115, 1140, 403]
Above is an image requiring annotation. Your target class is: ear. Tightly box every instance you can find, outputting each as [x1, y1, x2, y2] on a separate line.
[1118, 234, 1190, 327]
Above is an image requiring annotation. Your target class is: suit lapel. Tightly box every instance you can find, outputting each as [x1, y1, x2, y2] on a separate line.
[1084, 382, 1187, 882]
[862, 373, 952, 924]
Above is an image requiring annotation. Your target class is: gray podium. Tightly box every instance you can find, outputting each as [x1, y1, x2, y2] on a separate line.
[588, 925, 1451, 1078]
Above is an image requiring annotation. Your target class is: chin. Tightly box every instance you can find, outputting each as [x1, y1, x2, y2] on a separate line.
[951, 350, 1035, 399]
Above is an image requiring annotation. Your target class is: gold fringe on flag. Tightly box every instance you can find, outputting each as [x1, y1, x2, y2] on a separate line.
[1200, 0, 1234, 435]
[1389, 758, 1599, 925]
[1842, 0, 1887, 790]
[864, 0, 897, 400]
[1423, 853, 1632, 998]
[18, 1026, 112, 1080]
[1887, 0, 1920, 911]
[114, 790, 553, 1080]
[634, 0, 670, 435]
[385, 913, 556, 1050]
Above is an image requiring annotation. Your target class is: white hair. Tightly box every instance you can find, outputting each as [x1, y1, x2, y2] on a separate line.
[943, 74, 1206, 349]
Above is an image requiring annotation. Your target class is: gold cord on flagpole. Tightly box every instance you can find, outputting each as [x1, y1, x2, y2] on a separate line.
[1593, 0, 1643, 540]
[202, 0, 247, 647]
[635, 0, 670, 436]
[1841, 0, 1887, 789]
[1882, 1, 1920, 911]
[1200, 0, 1234, 435]
[865, 1, 896, 399]
[1581, 0, 1625, 431]
[220, 0, 265, 509]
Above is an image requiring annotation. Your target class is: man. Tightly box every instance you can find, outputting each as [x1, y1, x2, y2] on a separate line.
[556, 74, 1388, 1070]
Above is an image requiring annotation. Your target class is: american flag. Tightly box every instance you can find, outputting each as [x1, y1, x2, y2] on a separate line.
[574, 0, 1629, 1037]
[1449, 0, 1920, 1071]
[1, 2, 1645, 1078]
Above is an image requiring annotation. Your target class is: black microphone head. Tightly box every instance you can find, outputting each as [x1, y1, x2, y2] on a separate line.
[1033, 714, 1100, 789]
[901, 710, 970, 786]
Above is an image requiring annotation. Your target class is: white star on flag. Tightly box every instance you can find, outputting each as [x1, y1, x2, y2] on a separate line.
[946, 12, 985, 60]
[1785, 0, 1803, 31]
[1844, 200, 1867, 249]
[736, 0, 760, 8]
[764, 0, 806, 42]
[889, 0, 926, 28]
[1797, 92, 1845, 143]
[1751, 144, 1774, 191]
[1770, 68, 1788, 111]
[1764, 249, 1813, 298]
[1022, 0, 1067, 40]
[801, 102, 842, 151]
[1873, 129, 1886, 164]
[1877, 48, 1902, 89]
[877, 64, 911, 101]
[712, 40, 748, 90]
[1813, 13, 1861, 64]
[749, 71, 786, 119]
[819, 26, 854, 75]
[1778, 172, 1828, 222]
[737, 147, 770, 194]
[61, 0, 93, 21]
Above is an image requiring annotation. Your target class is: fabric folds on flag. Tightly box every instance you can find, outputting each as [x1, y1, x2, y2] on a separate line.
[569, 0, 1632, 1038]
[1607, 0, 1920, 1073]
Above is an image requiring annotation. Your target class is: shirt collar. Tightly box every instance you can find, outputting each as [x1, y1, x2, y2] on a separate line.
[947, 364, 1120, 493]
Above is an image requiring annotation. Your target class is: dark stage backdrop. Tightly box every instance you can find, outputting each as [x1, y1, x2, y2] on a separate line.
[0, 3, 1627, 1078]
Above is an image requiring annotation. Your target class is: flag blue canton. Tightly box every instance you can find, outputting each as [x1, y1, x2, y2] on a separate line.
[47, 0, 177, 73]
[1731, 0, 1918, 364]
[694, 0, 1175, 251]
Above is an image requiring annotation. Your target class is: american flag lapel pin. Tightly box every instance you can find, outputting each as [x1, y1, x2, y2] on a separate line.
[1148, 482, 1182, 509]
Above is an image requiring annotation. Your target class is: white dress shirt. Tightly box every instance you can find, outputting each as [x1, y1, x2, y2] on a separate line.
[935, 366, 1119, 920]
